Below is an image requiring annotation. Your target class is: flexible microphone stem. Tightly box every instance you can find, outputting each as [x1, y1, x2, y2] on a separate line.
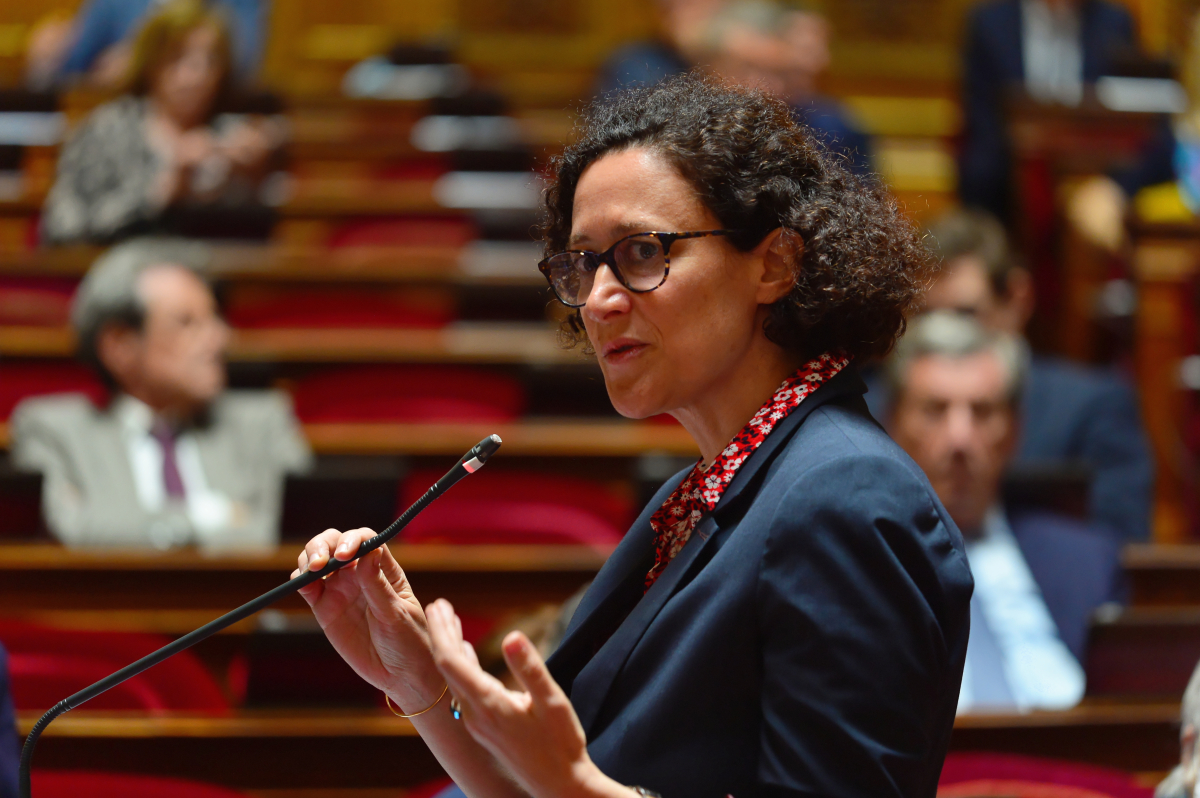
[17, 434, 503, 798]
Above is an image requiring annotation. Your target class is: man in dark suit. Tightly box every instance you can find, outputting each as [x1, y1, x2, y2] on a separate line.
[887, 311, 1123, 711]
[960, 0, 1137, 219]
[0, 643, 18, 798]
[866, 208, 1154, 541]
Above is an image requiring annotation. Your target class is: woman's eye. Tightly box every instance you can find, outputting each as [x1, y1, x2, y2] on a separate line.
[632, 243, 658, 261]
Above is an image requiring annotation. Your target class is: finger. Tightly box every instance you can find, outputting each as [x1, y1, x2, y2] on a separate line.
[427, 601, 503, 701]
[303, 530, 344, 572]
[502, 631, 561, 705]
[296, 577, 324, 606]
[333, 527, 376, 561]
[357, 548, 407, 621]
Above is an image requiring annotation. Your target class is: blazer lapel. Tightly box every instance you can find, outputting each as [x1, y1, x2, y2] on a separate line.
[566, 365, 869, 735]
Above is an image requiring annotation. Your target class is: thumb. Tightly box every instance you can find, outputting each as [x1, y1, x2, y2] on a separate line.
[501, 631, 559, 704]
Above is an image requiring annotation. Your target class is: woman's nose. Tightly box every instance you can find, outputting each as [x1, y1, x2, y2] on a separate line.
[581, 264, 631, 322]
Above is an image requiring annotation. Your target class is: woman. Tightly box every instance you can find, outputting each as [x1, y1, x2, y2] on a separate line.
[41, 0, 277, 245]
[295, 74, 972, 798]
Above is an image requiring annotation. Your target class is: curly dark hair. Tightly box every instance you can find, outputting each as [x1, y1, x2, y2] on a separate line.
[540, 72, 932, 362]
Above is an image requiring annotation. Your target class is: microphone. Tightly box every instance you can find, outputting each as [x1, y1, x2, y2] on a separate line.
[18, 434, 503, 798]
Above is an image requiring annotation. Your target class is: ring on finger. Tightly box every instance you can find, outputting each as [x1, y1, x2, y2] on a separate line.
[450, 696, 463, 721]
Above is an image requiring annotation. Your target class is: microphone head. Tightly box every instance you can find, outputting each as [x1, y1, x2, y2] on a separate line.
[461, 434, 502, 473]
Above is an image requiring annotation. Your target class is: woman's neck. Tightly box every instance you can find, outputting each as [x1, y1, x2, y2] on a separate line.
[670, 336, 801, 467]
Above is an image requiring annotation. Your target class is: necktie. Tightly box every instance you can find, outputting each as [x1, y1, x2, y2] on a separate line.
[150, 421, 186, 500]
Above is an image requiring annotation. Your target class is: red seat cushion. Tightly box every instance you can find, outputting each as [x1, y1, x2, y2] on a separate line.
[400, 469, 631, 546]
[31, 770, 250, 798]
[938, 753, 1154, 798]
[0, 277, 76, 326]
[292, 365, 526, 423]
[0, 363, 107, 420]
[0, 621, 229, 715]
[224, 285, 456, 328]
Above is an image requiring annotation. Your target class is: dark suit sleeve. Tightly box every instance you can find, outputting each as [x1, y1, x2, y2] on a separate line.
[958, 6, 1012, 218]
[755, 455, 971, 798]
[1079, 378, 1154, 542]
[0, 645, 19, 798]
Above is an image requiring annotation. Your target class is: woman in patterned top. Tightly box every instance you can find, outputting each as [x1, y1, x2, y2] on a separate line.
[295, 73, 972, 798]
[41, 0, 277, 245]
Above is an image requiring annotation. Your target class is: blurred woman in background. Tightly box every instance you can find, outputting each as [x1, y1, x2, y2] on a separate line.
[41, 0, 280, 245]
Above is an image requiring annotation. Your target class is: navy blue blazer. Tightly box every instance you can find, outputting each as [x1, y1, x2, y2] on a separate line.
[959, 0, 1136, 218]
[1010, 510, 1125, 662]
[547, 367, 973, 798]
[0, 644, 18, 798]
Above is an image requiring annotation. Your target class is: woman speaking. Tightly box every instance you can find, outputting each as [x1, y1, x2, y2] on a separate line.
[294, 74, 972, 798]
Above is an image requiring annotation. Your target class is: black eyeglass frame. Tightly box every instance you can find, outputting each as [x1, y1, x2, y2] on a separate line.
[537, 229, 739, 308]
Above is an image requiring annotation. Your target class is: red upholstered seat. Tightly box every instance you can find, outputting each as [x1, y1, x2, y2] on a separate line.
[291, 365, 526, 423]
[0, 363, 107, 420]
[0, 277, 76, 326]
[938, 753, 1153, 798]
[31, 771, 250, 798]
[223, 284, 457, 328]
[399, 469, 631, 546]
[0, 621, 229, 715]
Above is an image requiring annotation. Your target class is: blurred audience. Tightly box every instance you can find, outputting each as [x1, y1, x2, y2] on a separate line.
[1156, 659, 1200, 798]
[25, 0, 266, 91]
[960, 0, 1137, 220]
[887, 312, 1123, 712]
[0, 644, 14, 798]
[867, 208, 1154, 541]
[11, 239, 311, 550]
[1070, 12, 1200, 252]
[598, 0, 871, 175]
[40, 0, 282, 246]
[594, 0, 718, 94]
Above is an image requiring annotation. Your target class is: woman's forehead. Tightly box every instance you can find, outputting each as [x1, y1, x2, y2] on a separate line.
[569, 148, 709, 246]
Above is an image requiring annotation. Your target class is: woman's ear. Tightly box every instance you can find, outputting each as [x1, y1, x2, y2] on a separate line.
[755, 227, 801, 304]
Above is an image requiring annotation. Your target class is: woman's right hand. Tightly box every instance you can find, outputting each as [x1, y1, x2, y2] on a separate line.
[293, 529, 444, 711]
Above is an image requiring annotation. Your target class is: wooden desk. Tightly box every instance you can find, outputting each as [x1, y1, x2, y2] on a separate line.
[0, 419, 697, 457]
[0, 322, 580, 365]
[17, 702, 1182, 790]
[0, 244, 545, 286]
[1086, 606, 1200, 698]
[1124, 544, 1200, 606]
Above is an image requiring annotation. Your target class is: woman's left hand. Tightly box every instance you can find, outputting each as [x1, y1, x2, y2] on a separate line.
[425, 599, 633, 798]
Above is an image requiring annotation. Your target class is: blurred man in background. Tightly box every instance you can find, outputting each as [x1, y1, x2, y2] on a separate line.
[887, 312, 1122, 712]
[959, 0, 1138, 220]
[1156, 660, 1200, 798]
[597, 0, 873, 175]
[867, 208, 1153, 541]
[12, 238, 311, 550]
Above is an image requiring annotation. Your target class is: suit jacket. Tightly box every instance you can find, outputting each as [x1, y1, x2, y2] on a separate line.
[547, 367, 973, 798]
[11, 390, 312, 549]
[959, 0, 1136, 218]
[863, 356, 1153, 542]
[1009, 510, 1125, 662]
[0, 644, 16, 798]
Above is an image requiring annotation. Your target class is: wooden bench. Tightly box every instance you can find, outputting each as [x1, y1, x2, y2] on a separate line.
[17, 701, 1183, 790]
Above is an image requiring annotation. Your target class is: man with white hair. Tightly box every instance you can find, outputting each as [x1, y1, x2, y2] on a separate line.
[11, 237, 311, 549]
[887, 311, 1123, 712]
[1156, 663, 1200, 798]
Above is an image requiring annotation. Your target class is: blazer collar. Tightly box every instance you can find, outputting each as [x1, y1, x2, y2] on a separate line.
[556, 364, 867, 736]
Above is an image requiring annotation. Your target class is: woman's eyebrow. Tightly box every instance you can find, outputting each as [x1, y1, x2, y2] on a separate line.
[567, 221, 657, 249]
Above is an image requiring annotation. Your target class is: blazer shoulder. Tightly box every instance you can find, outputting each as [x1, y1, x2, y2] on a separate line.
[11, 393, 103, 433]
[210, 389, 299, 426]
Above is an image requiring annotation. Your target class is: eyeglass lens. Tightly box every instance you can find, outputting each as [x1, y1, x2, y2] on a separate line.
[545, 235, 666, 306]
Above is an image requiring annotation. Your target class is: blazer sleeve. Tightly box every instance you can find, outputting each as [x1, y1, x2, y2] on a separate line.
[755, 454, 972, 798]
[0, 645, 19, 798]
[1078, 377, 1154, 542]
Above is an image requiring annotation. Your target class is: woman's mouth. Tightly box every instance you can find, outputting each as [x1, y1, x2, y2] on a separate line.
[602, 338, 648, 363]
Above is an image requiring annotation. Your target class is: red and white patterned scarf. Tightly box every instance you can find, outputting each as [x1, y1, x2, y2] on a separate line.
[644, 352, 850, 590]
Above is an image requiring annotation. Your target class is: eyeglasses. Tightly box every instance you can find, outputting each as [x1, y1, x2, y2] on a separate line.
[538, 230, 737, 308]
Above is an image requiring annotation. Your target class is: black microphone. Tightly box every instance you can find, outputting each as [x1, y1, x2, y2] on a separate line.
[17, 434, 503, 798]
